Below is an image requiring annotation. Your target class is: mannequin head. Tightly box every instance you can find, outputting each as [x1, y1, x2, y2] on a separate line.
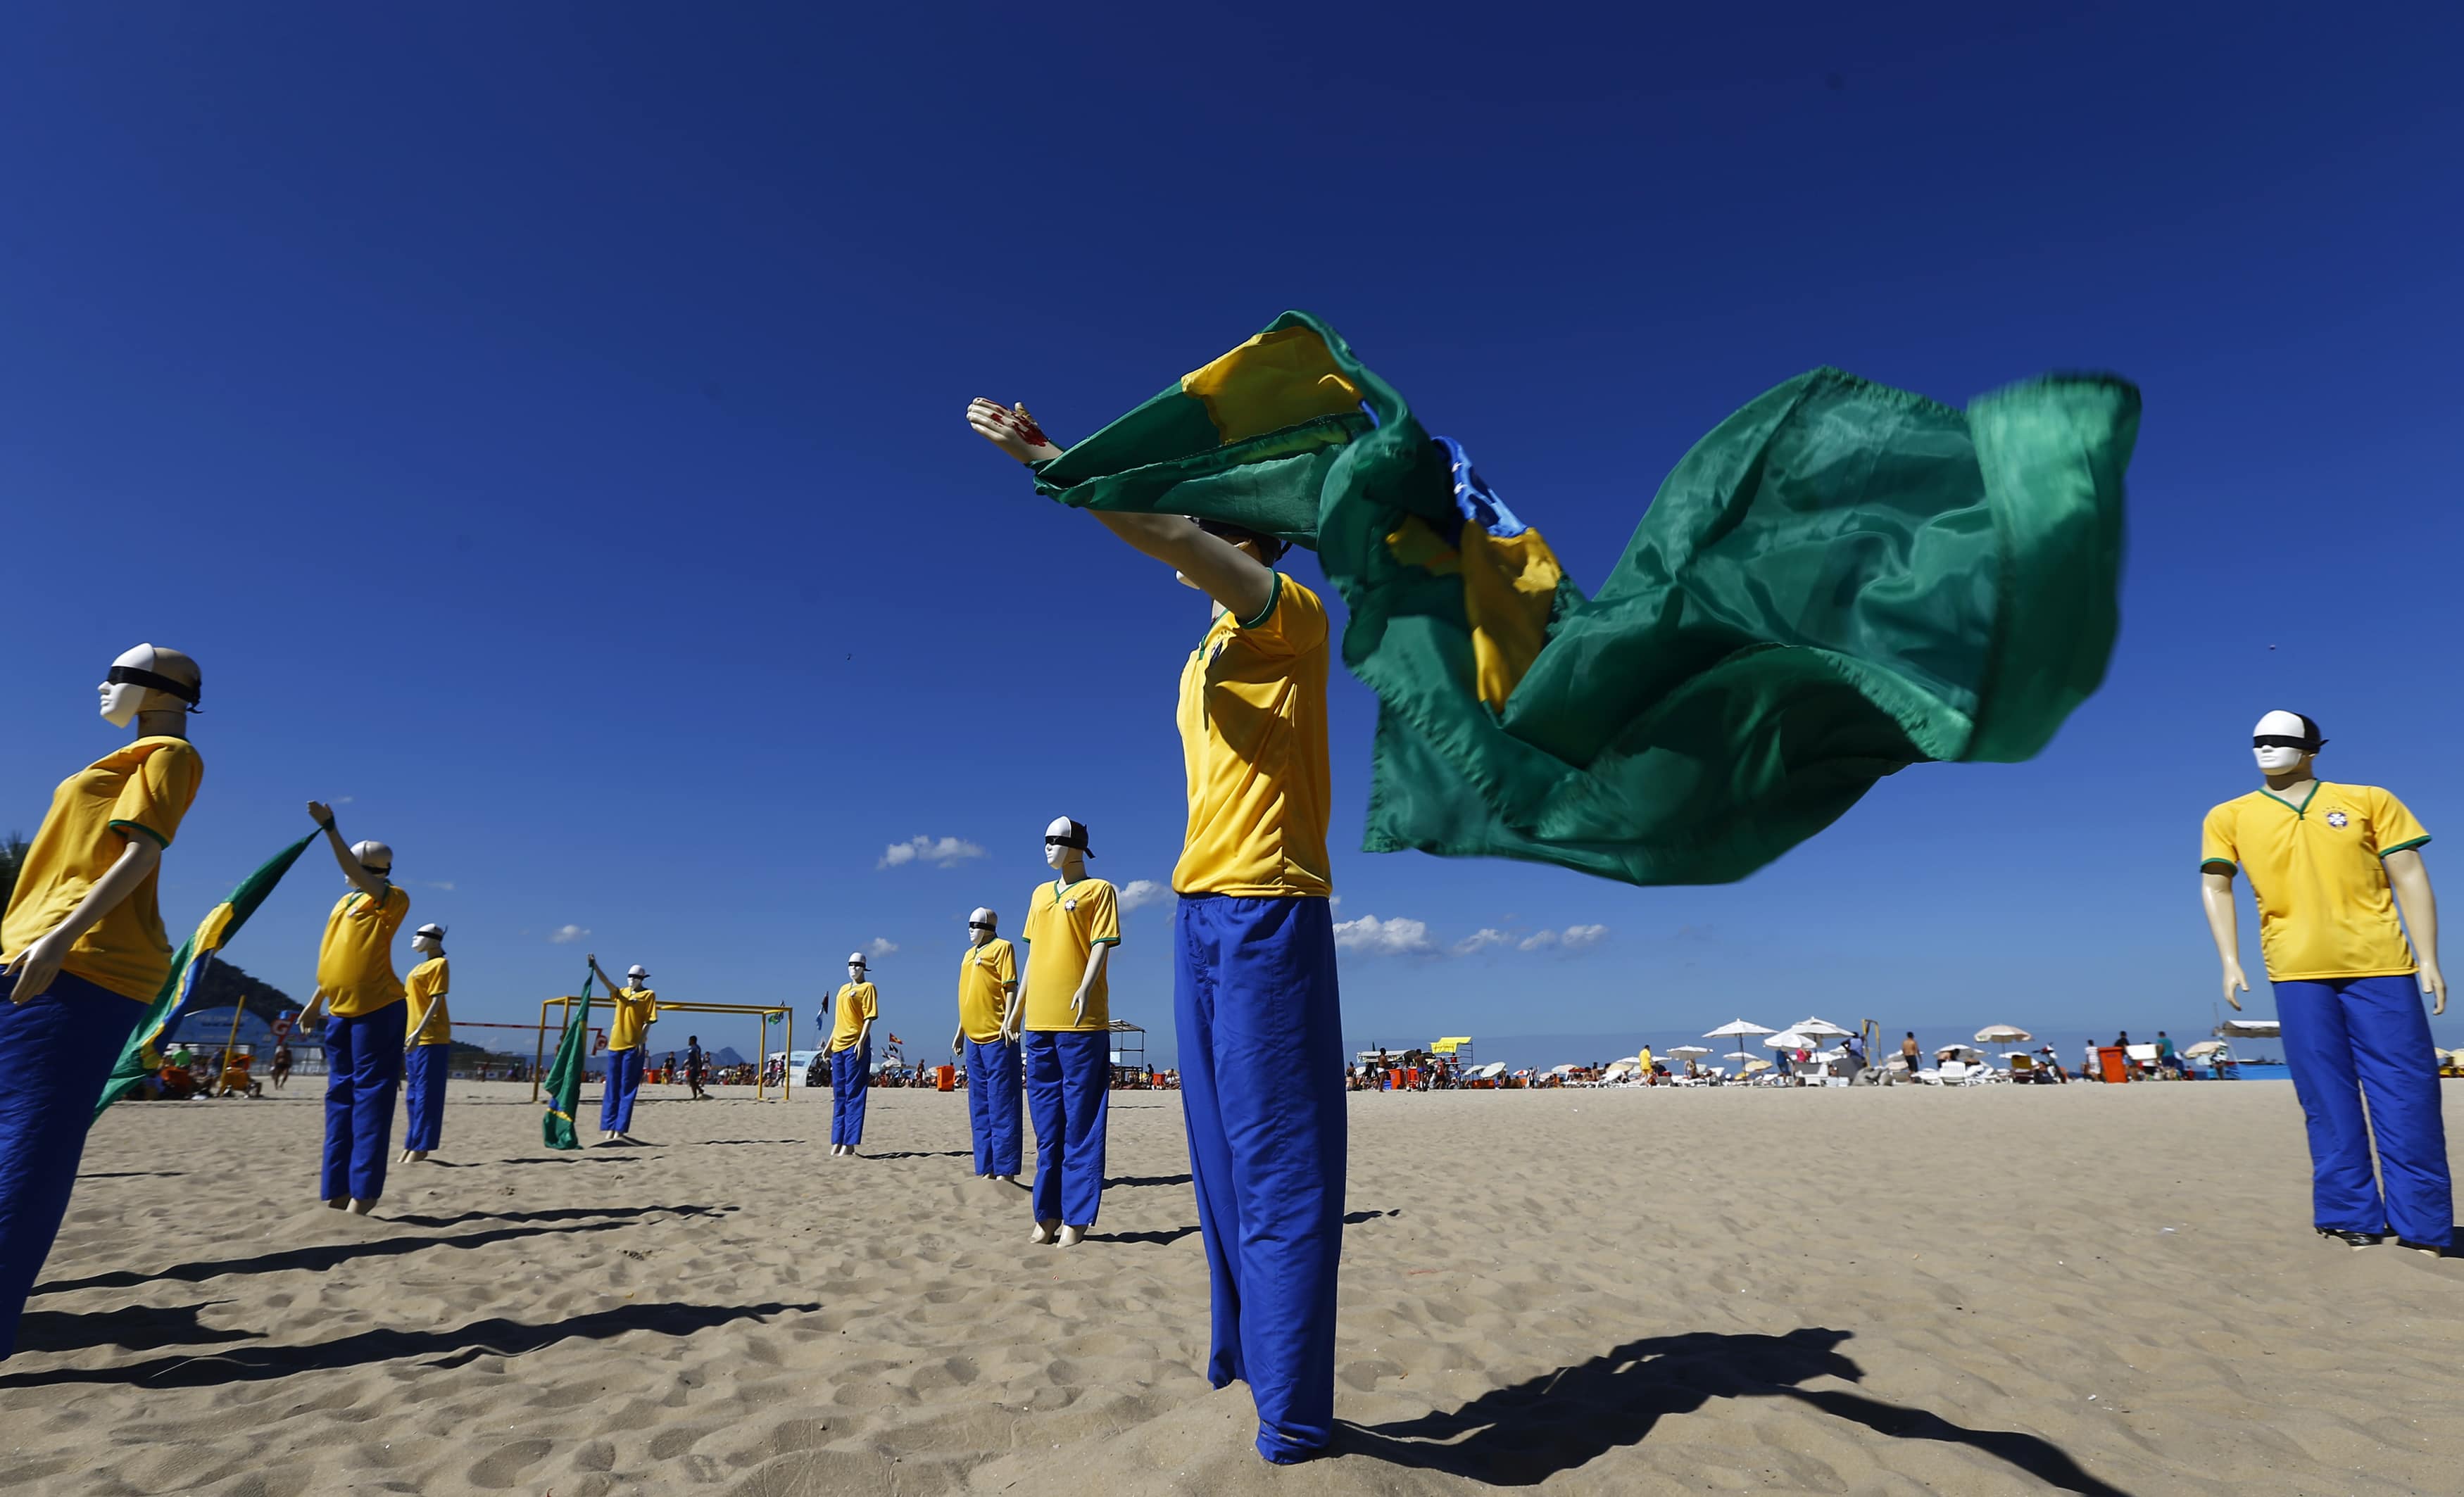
[349, 840, 394, 885]
[1043, 816, 1092, 875]
[412, 922, 446, 956]
[846, 952, 868, 985]
[2251, 709, 2325, 778]
[1175, 519, 1286, 593]
[626, 963, 649, 989]
[968, 907, 999, 948]
[99, 643, 201, 730]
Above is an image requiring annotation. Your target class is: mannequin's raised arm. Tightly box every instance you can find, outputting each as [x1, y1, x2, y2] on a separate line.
[1088, 513, 1277, 626]
[2200, 870, 2248, 1009]
[306, 802, 387, 899]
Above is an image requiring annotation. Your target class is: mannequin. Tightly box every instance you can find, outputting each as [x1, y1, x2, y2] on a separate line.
[826, 953, 879, 1156]
[2201, 710, 2449, 1253]
[974, 396, 1347, 1463]
[585, 956, 659, 1144]
[1016, 817, 1121, 1246]
[0, 644, 203, 1358]
[398, 924, 451, 1163]
[953, 907, 1022, 1183]
[306, 804, 411, 1212]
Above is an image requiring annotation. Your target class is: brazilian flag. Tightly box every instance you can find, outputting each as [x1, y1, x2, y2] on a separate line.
[1032, 312, 2136, 885]
[541, 974, 594, 1150]
[94, 833, 319, 1118]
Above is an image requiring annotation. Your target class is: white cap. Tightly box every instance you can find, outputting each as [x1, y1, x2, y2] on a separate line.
[627, 964, 649, 979]
[414, 923, 446, 940]
[969, 907, 998, 928]
[351, 840, 394, 872]
[2252, 709, 2325, 747]
[846, 951, 868, 967]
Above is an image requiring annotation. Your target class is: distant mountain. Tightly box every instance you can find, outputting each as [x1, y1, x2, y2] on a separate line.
[192, 959, 301, 1025]
[710, 1047, 749, 1068]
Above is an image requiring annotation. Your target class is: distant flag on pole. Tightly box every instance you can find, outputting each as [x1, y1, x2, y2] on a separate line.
[542, 974, 596, 1150]
[94, 833, 319, 1118]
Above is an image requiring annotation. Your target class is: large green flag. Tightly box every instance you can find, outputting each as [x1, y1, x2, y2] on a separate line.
[1033, 312, 2136, 885]
[95, 833, 318, 1118]
[541, 974, 595, 1150]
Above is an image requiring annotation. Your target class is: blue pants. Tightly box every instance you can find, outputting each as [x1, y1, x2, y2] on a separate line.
[599, 1046, 646, 1134]
[0, 970, 144, 1358]
[1174, 895, 1345, 1464]
[965, 1035, 1022, 1175]
[2277, 975, 2454, 1246]
[1024, 1029, 1110, 1225]
[829, 1040, 870, 1146]
[402, 1043, 450, 1151]
[323, 1003, 407, 1202]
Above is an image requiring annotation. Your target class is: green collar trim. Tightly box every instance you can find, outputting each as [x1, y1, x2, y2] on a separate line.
[2259, 783, 2320, 818]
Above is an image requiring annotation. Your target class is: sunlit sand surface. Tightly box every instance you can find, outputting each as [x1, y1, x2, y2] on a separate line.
[12, 1079, 2458, 1494]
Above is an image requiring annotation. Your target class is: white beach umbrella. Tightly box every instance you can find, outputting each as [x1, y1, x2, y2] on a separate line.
[1975, 1023, 2033, 1046]
[2183, 1040, 2227, 1059]
[1764, 1030, 1811, 1050]
[1790, 1017, 1856, 1039]
[1667, 1044, 1711, 1058]
[1723, 1049, 1759, 1063]
[1935, 1043, 1980, 1061]
[2217, 1018, 2282, 1039]
[1704, 1018, 1775, 1042]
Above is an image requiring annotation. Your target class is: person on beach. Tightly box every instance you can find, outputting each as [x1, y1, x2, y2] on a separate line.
[0, 644, 203, 1358]
[307, 802, 410, 1213]
[952, 907, 1022, 1183]
[1016, 819, 1121, 1245]
[685, 1035, 708, 1100]
[2201, 710, 2449, 1253]
[1899, 1032, 1921, 1071]
[398, 923, 451, 1163]
[971, 398, 1346, 1463]
[585, 956, 658, 1143]
[272, 1041, 293, 1089]
[826, 952, 878, 1156]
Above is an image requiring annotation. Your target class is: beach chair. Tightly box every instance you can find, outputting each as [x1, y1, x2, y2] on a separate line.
[2008, 1054, 2038, 1083]
[2125, 1043, 2161, 1079]
[1936, 1059, 1970, 1085]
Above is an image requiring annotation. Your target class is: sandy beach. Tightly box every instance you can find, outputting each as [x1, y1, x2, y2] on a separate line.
[8, 1079, 2458, 1496]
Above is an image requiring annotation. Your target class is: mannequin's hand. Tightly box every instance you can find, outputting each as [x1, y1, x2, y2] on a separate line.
[2, 929, 73, 1004]
[2426, 967, 2447, 1017]
[967, 399, 1064, 465]
[2221, 962, 2248, 1011]
[1069, 987, 1088, 1024]
[306, 800, 334, 827]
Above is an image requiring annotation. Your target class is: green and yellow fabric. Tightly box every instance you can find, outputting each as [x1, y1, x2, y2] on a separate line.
[1031, 312, 2137, 886]
[94, 833, 318, 1118]
[541, 974, 595, 1150]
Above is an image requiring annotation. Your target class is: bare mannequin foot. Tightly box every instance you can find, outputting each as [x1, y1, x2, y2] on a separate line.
[397, 1149, 413, 1165]
[1057, 1224, 1087, 1247]
[408, 1151, 429, 1163]
[1030, 1219, 1059, 1245]
[324, 1196, 347, 1211]
[347, 1197, 376, 1216]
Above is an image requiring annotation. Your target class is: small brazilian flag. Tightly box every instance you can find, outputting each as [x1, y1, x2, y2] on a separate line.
[1030, 312, 2136, 885]
[94, 833, 319, 1118]
[541, 974, 595, 1150]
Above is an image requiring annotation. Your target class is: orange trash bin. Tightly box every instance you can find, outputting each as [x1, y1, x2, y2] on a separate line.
[936, 1063, 955, 1092]
[2096, 1046, 2128, 1084]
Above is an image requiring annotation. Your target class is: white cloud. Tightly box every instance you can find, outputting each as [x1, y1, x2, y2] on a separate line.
[333, 795, 355, 804]
[548, 924, 590, 945]
[1333, 914, 1434, 956]
[423, 880, 457, 892]
[1328, 894, 1343, 909]
[1561, 923, 1609, 948]
[1119, 879, 1167, 912]
[867, 937, 900, 961]
[879, 835, 988, 869]
[1519, 930, 1560, 951]
[1452, 928, 1512, 955]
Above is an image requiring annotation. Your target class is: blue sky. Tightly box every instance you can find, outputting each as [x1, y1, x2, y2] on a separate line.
[5, 5, 2459, 1068]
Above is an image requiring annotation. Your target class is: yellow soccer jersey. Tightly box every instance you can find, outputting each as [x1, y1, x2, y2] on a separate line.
[607, 985, 658, 1052]
[829, 981, 878, 1051]
[318, 885, 411, 1017]
[404, 956, 452, 1046]
[1022, 878, 1121, 1032]
[2201, 781, 2431, 981]
[0, 736, 203, 1002]
[957, 937, 1018, 1043]
[1173, 573, 1334, 898]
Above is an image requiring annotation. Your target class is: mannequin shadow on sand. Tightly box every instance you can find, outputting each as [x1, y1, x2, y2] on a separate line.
[1340, 1327, 2133, 1496]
